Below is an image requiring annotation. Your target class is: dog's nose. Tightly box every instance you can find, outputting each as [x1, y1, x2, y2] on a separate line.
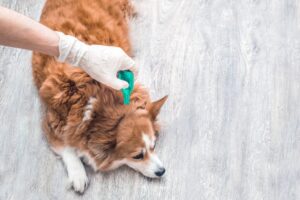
[155, 168, 166, 177]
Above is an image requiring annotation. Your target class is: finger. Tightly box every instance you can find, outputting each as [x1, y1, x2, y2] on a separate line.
[120, 55, 135, 70]
[121, 58, 139, 80]
[131, 67, 138, 80]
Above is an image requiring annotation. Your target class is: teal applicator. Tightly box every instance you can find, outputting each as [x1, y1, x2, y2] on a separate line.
[118, 70, 134, 105]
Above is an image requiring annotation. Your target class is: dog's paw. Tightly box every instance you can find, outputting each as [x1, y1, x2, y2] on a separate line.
[67, 170, 89, 193]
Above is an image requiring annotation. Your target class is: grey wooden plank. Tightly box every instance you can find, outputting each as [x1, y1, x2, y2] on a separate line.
[0, 0, 299, 199]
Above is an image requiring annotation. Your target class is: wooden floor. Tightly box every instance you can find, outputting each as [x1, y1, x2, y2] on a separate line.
[1, 0, 300, 199]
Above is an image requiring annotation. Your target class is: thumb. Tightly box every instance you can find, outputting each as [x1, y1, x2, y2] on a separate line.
[102, 76, 129, 90]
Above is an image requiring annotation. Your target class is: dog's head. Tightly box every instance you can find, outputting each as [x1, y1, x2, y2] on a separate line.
[88, 95, 168, 178]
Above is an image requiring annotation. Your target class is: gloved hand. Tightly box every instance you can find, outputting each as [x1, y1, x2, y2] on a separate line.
[56, 32, 136, 90]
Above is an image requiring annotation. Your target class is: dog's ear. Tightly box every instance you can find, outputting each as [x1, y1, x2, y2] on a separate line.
[147, 95, 168, 121]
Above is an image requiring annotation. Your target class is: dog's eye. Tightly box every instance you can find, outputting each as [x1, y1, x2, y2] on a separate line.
[132, 152, 144, 160]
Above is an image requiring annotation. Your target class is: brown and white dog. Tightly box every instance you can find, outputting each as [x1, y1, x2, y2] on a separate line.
[32, 0, 167, 193]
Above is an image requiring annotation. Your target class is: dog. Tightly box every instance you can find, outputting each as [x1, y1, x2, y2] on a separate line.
[32, 0, 168, 193]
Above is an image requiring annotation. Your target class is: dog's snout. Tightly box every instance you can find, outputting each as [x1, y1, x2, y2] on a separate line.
[155, 167, 165, 177]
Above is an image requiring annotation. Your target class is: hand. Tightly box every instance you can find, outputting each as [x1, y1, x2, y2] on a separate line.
[56, 32, 136, 90]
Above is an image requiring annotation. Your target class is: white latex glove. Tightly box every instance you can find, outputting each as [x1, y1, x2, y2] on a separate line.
[56, 32, 136, 90]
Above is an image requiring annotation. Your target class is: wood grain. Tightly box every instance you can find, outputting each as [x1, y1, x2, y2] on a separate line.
[0, 0, 299, 199]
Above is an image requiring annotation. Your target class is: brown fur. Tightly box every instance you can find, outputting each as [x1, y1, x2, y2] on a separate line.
[32, 0, 167, 171]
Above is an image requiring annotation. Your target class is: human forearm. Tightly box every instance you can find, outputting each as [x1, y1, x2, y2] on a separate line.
[0, 6, 59, 56]
[0, 6, 137, 90]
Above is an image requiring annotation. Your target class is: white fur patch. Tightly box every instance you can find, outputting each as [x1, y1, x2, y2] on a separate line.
[142, 134, 151, 150]
[149, 153, 163, 169]
[83, 97, 96, 121]
[142, 133, 155, 150]
[57, 147, 89, 193]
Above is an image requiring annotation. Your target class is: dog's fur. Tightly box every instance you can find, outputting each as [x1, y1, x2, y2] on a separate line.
[32, 0, 167, 193]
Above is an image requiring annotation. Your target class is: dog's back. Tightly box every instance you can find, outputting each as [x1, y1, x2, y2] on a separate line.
[32, 0, 132, 89]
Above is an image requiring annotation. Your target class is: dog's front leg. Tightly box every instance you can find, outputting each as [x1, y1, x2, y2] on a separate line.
[57, 147, 89, 193]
